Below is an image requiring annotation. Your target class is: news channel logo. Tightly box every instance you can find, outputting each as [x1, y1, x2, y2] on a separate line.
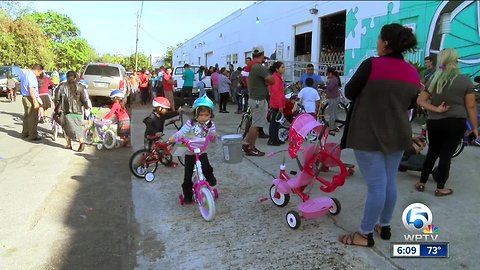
[402, 203, 439, 241]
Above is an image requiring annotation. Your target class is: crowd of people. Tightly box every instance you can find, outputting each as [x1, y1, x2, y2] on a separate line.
[13, 22, 478, 252]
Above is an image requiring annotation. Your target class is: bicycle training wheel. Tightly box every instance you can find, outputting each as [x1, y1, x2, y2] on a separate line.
[198, 187, 216, 221]
[129, 149, 159, 178]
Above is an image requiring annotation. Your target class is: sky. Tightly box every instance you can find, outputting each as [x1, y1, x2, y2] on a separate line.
[30, 1, 255, 59]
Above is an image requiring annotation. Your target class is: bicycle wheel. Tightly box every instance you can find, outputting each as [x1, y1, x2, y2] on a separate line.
[320, 102, 348, 128]
[103, 129, 116, 150]
[84, 127, 94, 145]
[177, 156, 185, 166]
[129, 149, 159, 178]
[198, 186, 216, 221]
[278, 127, 289, 142]
[236, 114, 251, 139]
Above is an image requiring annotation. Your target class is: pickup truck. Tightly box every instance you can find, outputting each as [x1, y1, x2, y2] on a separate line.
[172, 65, 212, 94]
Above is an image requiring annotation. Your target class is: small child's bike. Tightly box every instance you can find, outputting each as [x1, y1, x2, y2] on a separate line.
[84, 107, 119, 150]
[129, 134, 183, 182]
[177, 135, 219, 221]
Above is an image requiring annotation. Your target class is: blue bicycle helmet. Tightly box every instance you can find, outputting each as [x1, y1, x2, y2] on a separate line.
[59, 74, 67, 83]
[192, 94, 214, 117]
[78, 79, 88, 88]
[110, 89, 125, 99]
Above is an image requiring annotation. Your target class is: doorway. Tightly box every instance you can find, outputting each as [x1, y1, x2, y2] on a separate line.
[320, 11, 346, 75]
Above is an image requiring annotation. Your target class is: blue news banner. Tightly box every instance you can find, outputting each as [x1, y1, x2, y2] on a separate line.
[391, 243, 449, 258]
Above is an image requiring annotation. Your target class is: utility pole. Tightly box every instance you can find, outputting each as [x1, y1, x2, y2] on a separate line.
[134, 1, 144, 71]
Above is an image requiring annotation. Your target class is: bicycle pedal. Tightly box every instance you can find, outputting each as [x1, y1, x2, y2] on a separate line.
[290, 170, 297, 175]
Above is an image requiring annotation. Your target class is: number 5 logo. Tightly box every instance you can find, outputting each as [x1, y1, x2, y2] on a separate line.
[402, 203, 433, 232]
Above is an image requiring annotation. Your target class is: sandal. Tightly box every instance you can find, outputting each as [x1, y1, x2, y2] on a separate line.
[415, 182, 425, 192]
[435, 189, 453, 197]
[338, 232, 374, 247]
[374, 224, 391, 240]
[64, 145, 72, 150]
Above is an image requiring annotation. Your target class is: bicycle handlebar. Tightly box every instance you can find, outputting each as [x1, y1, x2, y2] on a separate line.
[176, 134, 216, 153]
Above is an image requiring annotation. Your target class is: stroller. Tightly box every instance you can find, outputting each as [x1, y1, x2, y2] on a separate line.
[268, 113, 349, 229]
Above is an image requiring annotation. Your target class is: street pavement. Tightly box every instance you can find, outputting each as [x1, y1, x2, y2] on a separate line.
[131, 103, 479, 270]
[1, 97, 478, 269]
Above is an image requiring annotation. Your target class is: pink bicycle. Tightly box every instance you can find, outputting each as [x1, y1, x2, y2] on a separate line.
[269, 113, 348, 229]
[177, 135, 219, 221]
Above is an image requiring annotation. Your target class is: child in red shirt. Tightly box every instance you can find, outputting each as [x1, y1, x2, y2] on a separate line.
[103, 90, 131, 147]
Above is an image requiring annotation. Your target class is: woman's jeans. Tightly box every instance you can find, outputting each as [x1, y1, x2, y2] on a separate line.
[354, 150, 404, 235]
[327, 97, 340, 129]
[420, 118, 465, 188]
[269, 108, 281, 142]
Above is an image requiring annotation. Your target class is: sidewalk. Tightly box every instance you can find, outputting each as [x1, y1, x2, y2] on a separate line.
[131, 103, 478, 269]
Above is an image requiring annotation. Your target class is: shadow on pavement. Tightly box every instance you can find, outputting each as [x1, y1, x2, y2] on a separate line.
[48, 148, 136, 269]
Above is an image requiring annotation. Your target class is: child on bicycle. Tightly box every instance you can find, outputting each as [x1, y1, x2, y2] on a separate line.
[169, 94, 217, 204]
[143, 96, 182, 149]
[103, 90, 131, 147]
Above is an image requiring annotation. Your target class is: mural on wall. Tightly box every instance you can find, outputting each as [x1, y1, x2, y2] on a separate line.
[345, 0, 480, 80]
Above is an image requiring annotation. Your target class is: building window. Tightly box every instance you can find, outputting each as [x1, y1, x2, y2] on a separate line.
[233, 53, 238, 64]
[226, 54, 232, 65]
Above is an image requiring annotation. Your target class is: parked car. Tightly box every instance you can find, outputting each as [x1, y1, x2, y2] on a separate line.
[80, 63, 130, 99]
[172, 65, 212, 94]
[0, 65, 24, 97]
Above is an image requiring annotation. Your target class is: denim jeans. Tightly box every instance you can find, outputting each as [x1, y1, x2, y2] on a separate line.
[354, 150, 404, 235]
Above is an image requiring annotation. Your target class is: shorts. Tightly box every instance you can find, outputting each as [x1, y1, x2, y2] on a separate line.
[118, 119, 131, 137]
[39, 95, 52, 109]
[248, 99, 268, 128]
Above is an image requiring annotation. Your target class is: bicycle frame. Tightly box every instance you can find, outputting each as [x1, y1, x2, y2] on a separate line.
[177, 135, 215, 204]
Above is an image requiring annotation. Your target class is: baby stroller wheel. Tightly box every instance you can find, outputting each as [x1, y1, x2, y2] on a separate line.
[269, 185, 290, 207]
[328, 197, 341, 216]
[286, 210, 301, 229]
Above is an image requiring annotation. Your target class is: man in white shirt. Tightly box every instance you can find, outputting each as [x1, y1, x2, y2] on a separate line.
[298, 77, 320, 115]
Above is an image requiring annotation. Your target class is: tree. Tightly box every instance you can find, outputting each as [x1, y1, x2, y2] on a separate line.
[25, 10, 95, 71]
[122, 53, 151, 71]
[162, 42, 182, 67]
[0, 13, 54, 67]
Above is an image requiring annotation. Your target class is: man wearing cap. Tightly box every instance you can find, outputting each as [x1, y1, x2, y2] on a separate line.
[244, 45, 274, 156]
[20, 64, 43, 140]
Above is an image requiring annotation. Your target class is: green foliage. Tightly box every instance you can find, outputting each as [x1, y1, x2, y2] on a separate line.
[25, 11, 80, 43]
[122, 53, 151, 71]
[0, 15, 54, 67]
[162, 42, 182, 67]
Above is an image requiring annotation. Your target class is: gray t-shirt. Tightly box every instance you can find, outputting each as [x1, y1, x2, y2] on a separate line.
[248, 64, 269, 100]
[428, 74, 474, 120]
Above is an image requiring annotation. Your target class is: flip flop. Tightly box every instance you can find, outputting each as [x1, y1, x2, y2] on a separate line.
[338, 232, 374, 247]
[435, 189, 453, 197]
[415, 182, 425, 192]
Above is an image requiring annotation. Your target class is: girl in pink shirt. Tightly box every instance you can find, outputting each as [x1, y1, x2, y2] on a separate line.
[103, 90, 131, 147]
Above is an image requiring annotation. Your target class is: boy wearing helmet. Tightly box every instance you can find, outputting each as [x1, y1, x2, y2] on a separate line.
[169, 94, 217, 204]
[104, 89, 131, 147]
[143, 96, 182, 150]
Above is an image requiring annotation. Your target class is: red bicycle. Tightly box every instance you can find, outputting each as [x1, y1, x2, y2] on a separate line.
[129, 134, 184, 182]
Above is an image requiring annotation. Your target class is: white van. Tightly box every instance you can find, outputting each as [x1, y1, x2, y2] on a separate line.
[172, 65, 212, 93]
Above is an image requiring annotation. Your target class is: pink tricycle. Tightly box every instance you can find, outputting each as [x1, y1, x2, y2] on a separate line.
[177, 135, 219, 221]
[269, 113, 348, 229]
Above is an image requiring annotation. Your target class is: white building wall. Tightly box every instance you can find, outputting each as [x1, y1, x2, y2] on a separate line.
[173, 1, 400, 70]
